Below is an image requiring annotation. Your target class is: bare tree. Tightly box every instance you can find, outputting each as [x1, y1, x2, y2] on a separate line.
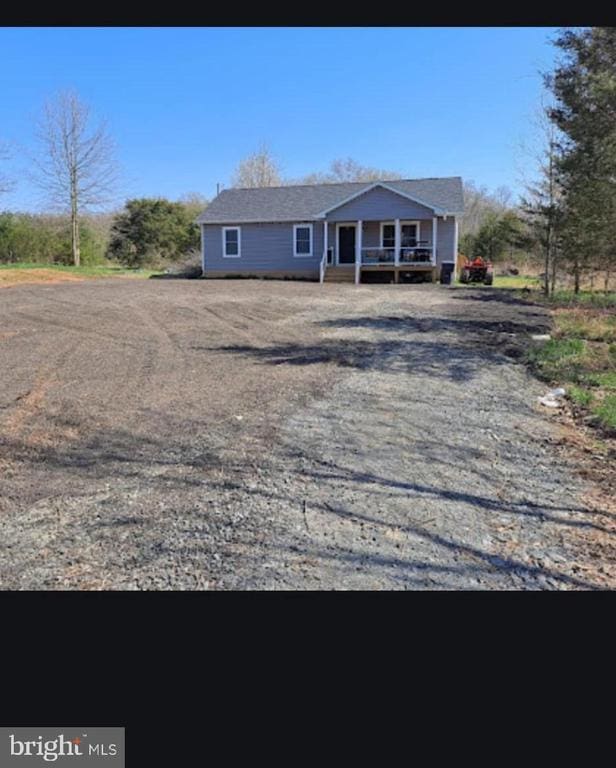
[519, 99, 563, 296]
[290, 157, 403, 185]
[232, 144, 282, 188]
[327, 157, 402, 182]
[459, 181, 511, 239]
[30, 89, 119, 266]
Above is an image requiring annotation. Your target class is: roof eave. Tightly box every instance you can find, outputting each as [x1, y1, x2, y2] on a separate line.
[197, 217, 320, 225]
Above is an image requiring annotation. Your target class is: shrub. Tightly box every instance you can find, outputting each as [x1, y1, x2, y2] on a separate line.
[0, 212, 109, 265]
[108, 198, 201, 268]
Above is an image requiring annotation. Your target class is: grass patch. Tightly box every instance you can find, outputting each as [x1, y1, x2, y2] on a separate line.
[548, 290, 616, 309]
[494, 274, 541, 289]
[553, 309, 616, 342]
[524, 288, 616, 437]
[455, 274, 540, 289]
[585, 371, 616, 390]
[527, 337, 588, 382]
[569, 386, 594, 406]
[593, 394, 616, 430]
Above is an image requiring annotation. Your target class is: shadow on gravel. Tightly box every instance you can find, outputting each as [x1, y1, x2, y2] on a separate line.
[211, 337, 513, 382]
[300, 457, 613, 532]
[0, 420, 223, 505]
[448, 288, 537, 307]
[317, 314, 549, 336]
[208, 474, 606, 590]
[149, 273, 202, 280]
[186, 461, 611, 590]
[269, 509, 603, 591]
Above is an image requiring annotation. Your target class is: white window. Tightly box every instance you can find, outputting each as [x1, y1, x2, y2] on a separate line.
[293, 224, 313, 257]
[380, 221, 420, 248]
[222, 226, 241, 258]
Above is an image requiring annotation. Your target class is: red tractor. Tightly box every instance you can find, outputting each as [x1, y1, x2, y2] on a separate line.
[459, 256, 494, 285]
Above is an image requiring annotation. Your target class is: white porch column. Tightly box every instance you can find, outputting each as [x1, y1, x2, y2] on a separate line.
[432, 217, 437, 265]
[320, 220, 328, 283]
[394, 218, 400, 266]
[355, 220, 362, 285]
[323, 220, 328, 263]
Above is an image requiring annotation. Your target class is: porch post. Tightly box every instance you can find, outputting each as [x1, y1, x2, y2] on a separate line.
[323, 220, 328, 263]
[320, 220, 328, 283]
[355, 220, 362, 285]
[432, 217, 437, 265]
[394, 218, 400, 267]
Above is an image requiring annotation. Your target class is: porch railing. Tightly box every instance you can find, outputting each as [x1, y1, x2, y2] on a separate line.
[360, 246, 434, 265]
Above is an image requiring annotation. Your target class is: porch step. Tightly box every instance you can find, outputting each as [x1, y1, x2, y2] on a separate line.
[323, 266, 355, 283]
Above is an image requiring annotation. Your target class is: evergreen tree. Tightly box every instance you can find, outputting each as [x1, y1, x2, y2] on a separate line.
[548, 28, 616, 293]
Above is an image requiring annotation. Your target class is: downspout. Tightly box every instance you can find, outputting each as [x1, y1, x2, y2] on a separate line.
[201, 224, 205, 276]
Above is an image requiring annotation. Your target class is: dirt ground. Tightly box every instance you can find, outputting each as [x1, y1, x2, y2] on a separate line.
[0, 278, 613, 589]
[0, 269, 86, 287]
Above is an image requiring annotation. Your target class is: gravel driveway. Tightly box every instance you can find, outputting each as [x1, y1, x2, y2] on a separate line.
[0, 279, 612, 589]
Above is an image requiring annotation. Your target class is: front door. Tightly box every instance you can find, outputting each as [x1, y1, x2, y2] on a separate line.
[338, 225, 356, 264]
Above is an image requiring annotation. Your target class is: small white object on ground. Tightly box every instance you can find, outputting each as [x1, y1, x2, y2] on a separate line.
[531, 334, 551, 341]
[537, 387, 566, 408]
[537, 395, 561, 408]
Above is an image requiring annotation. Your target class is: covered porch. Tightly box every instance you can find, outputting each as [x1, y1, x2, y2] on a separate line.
[319, 217, 439, 284]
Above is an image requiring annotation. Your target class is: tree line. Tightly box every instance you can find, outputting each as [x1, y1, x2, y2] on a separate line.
[523, 27, 616, 295]
[0, 89, 530, 271]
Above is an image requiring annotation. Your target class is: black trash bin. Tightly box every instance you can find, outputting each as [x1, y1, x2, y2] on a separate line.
[440, 262, 454, 285]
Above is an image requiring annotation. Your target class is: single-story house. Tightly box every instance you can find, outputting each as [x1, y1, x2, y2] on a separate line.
[196, 176, 464, 284]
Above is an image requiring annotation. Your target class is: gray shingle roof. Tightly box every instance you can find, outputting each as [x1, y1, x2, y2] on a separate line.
[196, 177, 464, 224]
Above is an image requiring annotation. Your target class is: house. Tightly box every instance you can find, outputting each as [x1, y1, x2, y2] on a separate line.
[196, 177, 464, 284]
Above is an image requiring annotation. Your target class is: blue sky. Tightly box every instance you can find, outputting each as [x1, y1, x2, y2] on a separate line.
[0, 26, 558, 210]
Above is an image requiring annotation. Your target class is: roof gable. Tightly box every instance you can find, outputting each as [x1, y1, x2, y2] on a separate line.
[317, 182, 442, 216]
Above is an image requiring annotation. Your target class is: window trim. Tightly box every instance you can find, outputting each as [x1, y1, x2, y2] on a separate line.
[380, 220, 421, 248]
[222, 226, 241, 258]
[293, 223, 313, 258]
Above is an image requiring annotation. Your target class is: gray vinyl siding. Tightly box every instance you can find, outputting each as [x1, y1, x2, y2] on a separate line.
[325, 185, 436, 221]
[436, 217, 456, 264]
[363, 221, 380, 248]
[200, 212, 457, 274]
[203, 221, 322, 275]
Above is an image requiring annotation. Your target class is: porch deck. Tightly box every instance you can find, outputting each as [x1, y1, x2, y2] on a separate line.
[322, 263, 437, 284]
